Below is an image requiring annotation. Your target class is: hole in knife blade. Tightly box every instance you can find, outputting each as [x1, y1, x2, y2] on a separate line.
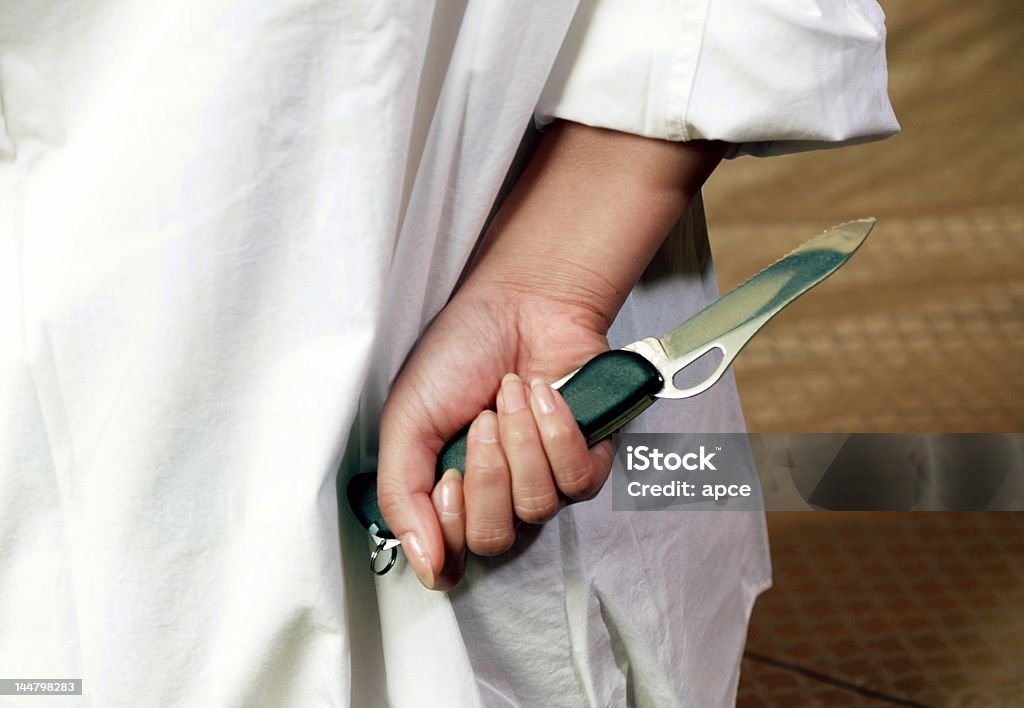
[672, 347, 725, 391]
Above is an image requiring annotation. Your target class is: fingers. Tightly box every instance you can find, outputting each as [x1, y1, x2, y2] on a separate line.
[431, 468, 467, 590]
[464, 412, 516, 556]
[528, 378, 609, 501]
[376, 404, 443, 589]
[380, 370, 614, 591]
[464, 373, 612, 547]
[583, 438, 615, 501]
[497, 373, 559, 524]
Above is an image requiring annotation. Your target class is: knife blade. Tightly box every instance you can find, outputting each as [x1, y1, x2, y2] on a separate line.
[348, 218, 875, 570]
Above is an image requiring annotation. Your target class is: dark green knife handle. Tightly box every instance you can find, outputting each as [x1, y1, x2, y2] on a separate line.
[347, 349, 664, 539]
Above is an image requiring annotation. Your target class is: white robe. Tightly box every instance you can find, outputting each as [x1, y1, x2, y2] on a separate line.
[0, 1, 897, 705]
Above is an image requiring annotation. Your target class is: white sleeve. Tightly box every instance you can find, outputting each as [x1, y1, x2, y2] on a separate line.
[535, 0, 900, 158]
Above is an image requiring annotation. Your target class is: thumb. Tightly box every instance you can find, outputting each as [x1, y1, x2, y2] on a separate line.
[376, 405, 445, 589]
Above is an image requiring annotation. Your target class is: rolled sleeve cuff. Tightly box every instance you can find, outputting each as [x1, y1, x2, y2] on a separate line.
[535, 0, 900, 158]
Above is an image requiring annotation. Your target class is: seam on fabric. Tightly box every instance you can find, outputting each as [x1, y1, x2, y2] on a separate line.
[558, 515, 603, 708]
[0, 85, 17, 161]
[22, 325, 87, 681]
[391, 0, 461, 271]
[593, 590, 636, 707]
[13, 185, 77, 519]
[473, 676, 521, 708]
[669, 0, 713, 141]
[80, 345, 142, 469]
[595, 587, 683, 708]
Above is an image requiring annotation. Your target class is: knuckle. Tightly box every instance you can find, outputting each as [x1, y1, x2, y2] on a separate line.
[502, 426, 533, 448]
[541, 421, 575, 447]
[514, 491, 559, 523]
[467, 527, 516, 556]
[557, 464, 596, 499]
[467, 459, 508, 486]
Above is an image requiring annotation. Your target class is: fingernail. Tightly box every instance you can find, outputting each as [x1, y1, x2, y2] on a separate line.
[399, 532, 434, 588]
[499, 373, 526, 412]
[434, 468, 464, 518]
[476, 411, 499, 443]
[529, 378, 556, 415]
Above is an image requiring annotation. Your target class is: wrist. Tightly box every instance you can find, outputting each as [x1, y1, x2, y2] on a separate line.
[462, 251, 622, 333]
[460, 121, 728, 329]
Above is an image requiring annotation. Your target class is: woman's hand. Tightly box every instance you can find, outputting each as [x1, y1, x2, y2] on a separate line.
[376, 280, 614, 590]
[376, 121, 728, 589]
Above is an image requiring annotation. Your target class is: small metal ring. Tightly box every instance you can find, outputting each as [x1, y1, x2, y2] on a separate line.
[370, 539, 398, 575]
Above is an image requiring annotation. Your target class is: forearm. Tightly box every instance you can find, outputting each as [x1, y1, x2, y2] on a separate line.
[463, 120, 729, 328]
[379, 122, 728, 589]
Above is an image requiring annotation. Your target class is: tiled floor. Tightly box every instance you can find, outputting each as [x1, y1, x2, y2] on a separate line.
[737, 514, 1024, 706]
[702, 1, 1024, 705]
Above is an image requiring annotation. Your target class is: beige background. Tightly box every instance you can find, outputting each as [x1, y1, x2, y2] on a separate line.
[702, 1, 1024, 704]
[707, 0, 1022, 434]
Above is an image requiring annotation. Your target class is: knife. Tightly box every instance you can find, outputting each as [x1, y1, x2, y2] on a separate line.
[348, 218, 875, 573]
